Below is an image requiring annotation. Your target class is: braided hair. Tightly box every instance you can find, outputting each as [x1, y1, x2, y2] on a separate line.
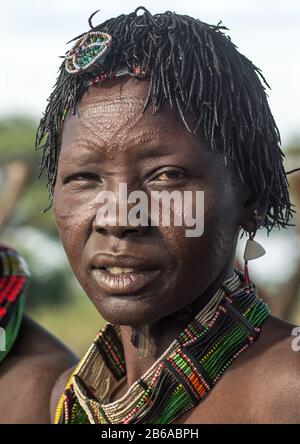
[36, 7, 298, 234]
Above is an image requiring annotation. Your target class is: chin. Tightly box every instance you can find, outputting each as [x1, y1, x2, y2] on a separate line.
[89, 291, 173, 327]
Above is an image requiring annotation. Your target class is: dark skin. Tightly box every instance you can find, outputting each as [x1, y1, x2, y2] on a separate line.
[0, 315, 77, 424]
[51, 78, 300, 423]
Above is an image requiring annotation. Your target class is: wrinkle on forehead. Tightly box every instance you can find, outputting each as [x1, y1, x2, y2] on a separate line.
[61, 80, 195, 160]
[79, 95, 146, 119]
[62, 114, 169, 161]
[77, 79, 190, 135]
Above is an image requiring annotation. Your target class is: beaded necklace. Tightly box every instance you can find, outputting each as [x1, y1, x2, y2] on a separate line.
[55, 270, 270, 424]
[0, 245, 28, 363]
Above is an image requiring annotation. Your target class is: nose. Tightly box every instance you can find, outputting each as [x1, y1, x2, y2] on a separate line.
[93, 198, 150, 239]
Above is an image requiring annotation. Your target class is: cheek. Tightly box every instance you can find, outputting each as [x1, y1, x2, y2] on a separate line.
[159, 184, 239, 283]
[201, 185, 239, 259]
[52, 189, 98, 263]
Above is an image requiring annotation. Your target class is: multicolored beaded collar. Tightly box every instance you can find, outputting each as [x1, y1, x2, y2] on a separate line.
[55, 270, 270, 424]
[0, 245, 29, 363]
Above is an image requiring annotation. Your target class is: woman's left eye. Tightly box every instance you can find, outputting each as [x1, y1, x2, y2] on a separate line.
[151, 170, 187, 182]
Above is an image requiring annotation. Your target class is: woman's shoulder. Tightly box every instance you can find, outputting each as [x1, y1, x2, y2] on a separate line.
[234, 314, 300, 422]
[181, 315, 300, 424]
[50, 363, 78, 423]
[0, 315, 78, 424]
[258, 315, 300, 363]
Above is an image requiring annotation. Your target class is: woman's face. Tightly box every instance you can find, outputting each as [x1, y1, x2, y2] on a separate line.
[53, 78, 246, 326]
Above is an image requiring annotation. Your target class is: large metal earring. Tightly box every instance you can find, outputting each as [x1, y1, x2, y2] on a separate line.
[243, 209, 266, 285]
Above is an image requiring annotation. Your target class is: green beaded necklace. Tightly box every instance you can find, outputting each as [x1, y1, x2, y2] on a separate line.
[55, 269, 270, 424]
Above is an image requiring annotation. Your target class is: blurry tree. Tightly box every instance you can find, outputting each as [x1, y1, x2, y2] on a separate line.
[0, 116, 57, 234]
[0, 116, 74, 309]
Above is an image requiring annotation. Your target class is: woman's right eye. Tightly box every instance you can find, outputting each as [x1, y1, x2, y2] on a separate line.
[63, 172, 101, 185]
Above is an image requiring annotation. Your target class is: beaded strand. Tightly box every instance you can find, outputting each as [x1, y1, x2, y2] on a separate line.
[56, 270, 270, 424]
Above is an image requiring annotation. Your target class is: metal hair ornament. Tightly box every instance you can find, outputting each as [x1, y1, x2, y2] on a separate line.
[65, 31, 112, 74]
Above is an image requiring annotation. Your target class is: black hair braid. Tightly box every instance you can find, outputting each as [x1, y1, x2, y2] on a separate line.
[36, 7, 299, 234]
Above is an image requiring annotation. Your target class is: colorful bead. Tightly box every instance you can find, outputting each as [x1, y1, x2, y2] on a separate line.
[65, 31, 112, 74]
[55, 271, 270, 424]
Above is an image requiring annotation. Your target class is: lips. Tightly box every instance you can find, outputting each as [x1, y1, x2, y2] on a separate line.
[90, 254, 162, 296]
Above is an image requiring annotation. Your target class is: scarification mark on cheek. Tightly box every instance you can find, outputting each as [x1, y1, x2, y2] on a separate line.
[53, 196, 101, 232]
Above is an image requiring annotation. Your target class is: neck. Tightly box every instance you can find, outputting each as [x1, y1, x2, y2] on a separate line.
[119, 261, 237, 389]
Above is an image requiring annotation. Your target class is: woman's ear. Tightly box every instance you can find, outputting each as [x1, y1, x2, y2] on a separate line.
[239, 184, 269, 233]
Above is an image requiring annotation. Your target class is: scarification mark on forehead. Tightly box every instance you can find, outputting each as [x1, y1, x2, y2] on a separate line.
[79, 95, 146, 120]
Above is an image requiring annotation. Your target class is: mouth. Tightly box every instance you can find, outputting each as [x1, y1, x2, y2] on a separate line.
[90, 255, 162, 296]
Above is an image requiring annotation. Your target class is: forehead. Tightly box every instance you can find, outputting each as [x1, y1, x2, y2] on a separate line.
[60, 77, 197, 157]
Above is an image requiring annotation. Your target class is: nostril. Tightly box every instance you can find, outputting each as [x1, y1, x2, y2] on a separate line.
[123, 228, 138, 237]
[94, 223, 149, 238]
[122, 227, 149, 238]
[95, 227, 108, 235]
